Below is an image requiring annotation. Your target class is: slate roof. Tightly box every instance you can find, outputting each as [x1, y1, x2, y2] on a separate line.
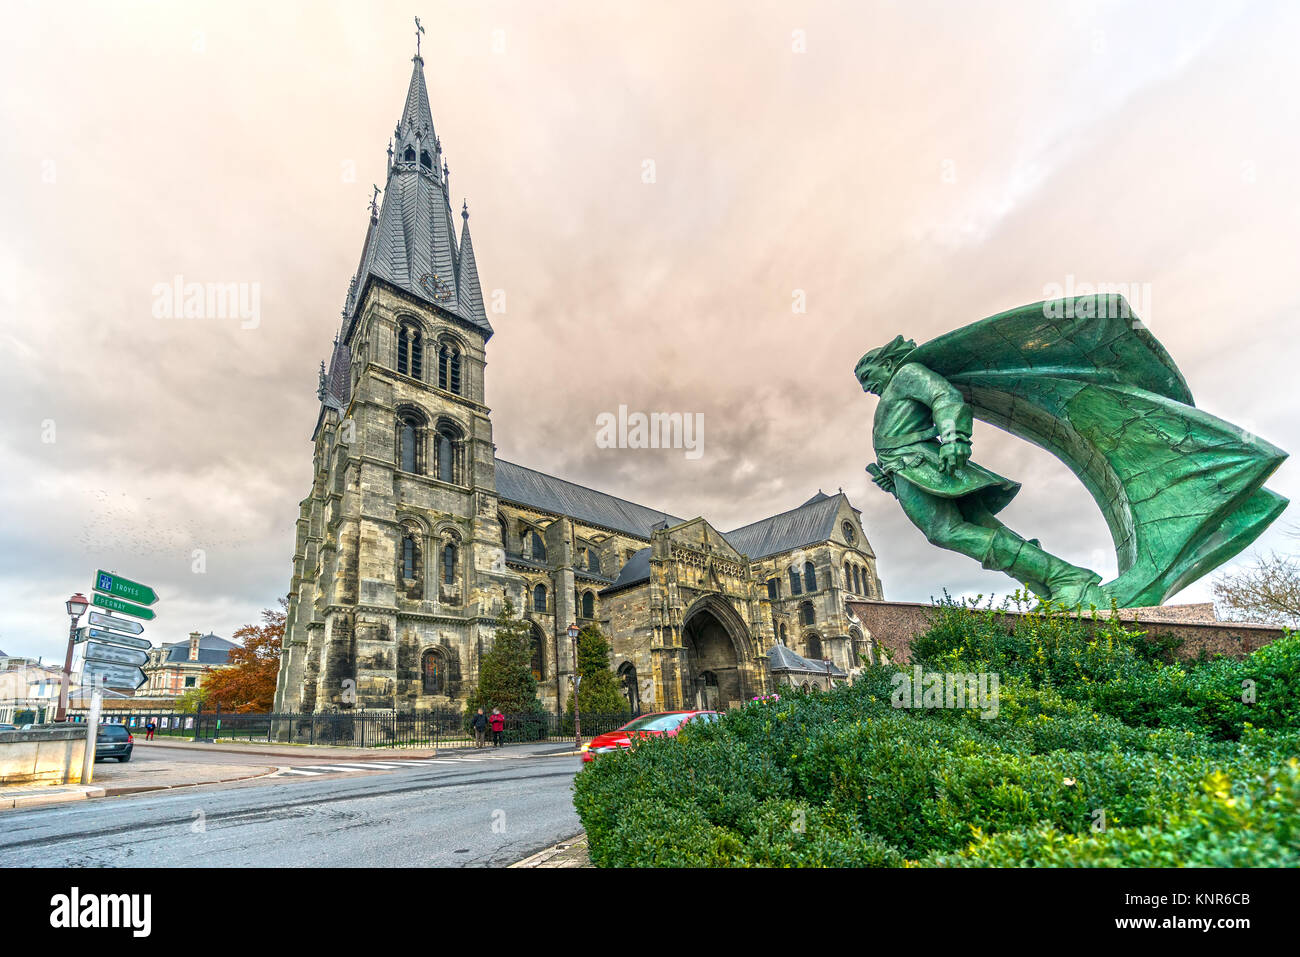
[494, 459, 684, 539]
[768, 643, 847, 676]
[161, 633, 236, 667]
[722, 493, 847, 560]
[601, 548, 652, 594]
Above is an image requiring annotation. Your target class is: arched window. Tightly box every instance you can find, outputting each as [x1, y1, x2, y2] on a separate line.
[788, 566, 802, 596]
[804, 561, 817, 593]
[397, 319, 423, 378]
[585, 548, 601, 575]
[805, 633, 822, 660]
[530, 625, 546, 681]
[582, 591, 595, 619]
[527, 530, 547, 562]
[438, 339, 464, 395]
[844, 561, 853, 591]
[853, 566, 862, 594]
[419, 150, 433, 170]
[403, 146, 416, 163]
[618, 662, 639, 712]
[779, 622, 788, 642]
[401, 530, 421, 582]
[443, 543, 457, 585]
[422, 648, 447, 695]
[842, 521, 856, 545]
[396, 408, 426, 474]
[801, 601, 815, 626]
[533, 583, 548, 613]
[766, 578, 779, 601]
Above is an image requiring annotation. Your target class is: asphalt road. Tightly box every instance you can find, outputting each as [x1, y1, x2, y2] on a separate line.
[0, 753, 584, 867]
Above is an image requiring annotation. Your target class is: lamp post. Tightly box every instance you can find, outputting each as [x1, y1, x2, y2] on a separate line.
[567, 622, 581, 749]
[823, 657, 834, 690]
[57, 592, 89, 722]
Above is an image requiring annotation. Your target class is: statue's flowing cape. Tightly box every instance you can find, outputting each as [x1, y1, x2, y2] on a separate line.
[909, 295, 1288, 607]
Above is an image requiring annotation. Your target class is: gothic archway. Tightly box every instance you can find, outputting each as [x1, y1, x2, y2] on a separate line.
[680, 595, 755, 710]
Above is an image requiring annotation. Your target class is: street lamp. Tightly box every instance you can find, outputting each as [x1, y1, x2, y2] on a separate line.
[567, 622, 581, 750]
[57, 592, 89, 722]
[823, 657, 834, 691]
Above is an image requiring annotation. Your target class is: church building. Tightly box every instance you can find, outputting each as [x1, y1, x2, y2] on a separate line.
[273, 47, 885, 718]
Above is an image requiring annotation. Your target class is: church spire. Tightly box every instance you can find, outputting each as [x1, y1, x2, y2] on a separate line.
[338, 32, 491, 337]
[457, 201, 487, 325]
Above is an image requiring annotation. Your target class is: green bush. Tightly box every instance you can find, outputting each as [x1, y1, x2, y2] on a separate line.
[571, 598, 1300, 866]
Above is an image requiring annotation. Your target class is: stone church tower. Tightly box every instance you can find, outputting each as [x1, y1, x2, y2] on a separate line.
[275, 42, 888, 720]
[275, 49, 517, 714]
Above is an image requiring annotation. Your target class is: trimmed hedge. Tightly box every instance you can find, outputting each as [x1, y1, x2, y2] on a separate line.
[572, 600, 1300, 866]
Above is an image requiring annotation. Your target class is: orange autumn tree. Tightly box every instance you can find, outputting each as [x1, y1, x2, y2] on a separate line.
[201, 601, 285, 713]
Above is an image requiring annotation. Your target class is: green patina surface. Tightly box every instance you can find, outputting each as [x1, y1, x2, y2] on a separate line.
[856, 294, 1288, 608]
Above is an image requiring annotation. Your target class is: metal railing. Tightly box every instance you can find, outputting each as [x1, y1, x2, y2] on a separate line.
[64, 707, 641, 749]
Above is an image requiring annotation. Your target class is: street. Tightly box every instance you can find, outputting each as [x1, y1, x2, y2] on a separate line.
[0, 747, 584, 867]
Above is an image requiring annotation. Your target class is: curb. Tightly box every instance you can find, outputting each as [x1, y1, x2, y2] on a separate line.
[1, 785, 107, 810]
[510, 833, 591, 868]
[98, 766, 279, 797]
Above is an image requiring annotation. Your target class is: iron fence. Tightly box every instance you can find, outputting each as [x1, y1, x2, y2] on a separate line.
[64, 707, 641, 749]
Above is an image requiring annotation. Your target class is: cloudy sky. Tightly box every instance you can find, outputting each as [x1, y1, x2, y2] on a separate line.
[2, 0, 1297, 661]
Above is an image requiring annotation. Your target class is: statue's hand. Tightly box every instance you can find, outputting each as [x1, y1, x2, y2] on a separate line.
[868, 463, 896, 496]
[939, 439, 971, 474]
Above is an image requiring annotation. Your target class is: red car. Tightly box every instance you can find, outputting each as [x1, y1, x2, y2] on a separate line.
[580, 710, 720, 762]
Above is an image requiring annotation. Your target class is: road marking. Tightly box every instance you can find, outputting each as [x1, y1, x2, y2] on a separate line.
[297, 765, 368, 772]
[277, 768, 325, 776]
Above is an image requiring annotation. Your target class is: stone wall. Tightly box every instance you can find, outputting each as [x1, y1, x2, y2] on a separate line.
[0, 727, 87, 785]
[845, 599, 1287, 665]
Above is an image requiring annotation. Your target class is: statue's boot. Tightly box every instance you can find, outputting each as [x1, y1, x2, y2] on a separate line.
[981, 528, 1105, 608]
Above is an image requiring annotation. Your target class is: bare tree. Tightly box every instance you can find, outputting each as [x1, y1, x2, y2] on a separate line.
[1213, 545, 1300, 629]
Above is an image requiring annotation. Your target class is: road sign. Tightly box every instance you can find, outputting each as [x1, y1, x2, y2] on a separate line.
[88, 611, 145, 636]
[93, 569, 159, 606]
[82, 658, 147, 691]
[79, 627, 152, 651]
[91, 593, 155, 621]
[84, 641, 149, 667]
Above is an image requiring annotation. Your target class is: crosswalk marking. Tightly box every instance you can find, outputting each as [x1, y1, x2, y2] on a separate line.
[271, 752, 523, 778]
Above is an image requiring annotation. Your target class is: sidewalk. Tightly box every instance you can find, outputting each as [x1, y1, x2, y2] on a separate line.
[510, 833, 592, 868]
[0, 784, 105, 810]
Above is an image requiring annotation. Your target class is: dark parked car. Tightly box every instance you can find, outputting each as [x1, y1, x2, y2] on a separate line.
[0, 724, 16, 732]
[94, 724, 133, 762]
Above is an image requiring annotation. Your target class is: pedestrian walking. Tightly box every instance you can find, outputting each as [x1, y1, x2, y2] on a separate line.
[489, 708, 505, 748]
[471, 708, 487, 749]
[145, 721, 155, 741]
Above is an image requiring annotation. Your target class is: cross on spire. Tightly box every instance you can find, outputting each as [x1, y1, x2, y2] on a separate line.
[414, 16, 425, 57]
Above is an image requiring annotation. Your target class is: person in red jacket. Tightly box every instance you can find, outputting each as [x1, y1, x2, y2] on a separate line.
[489, 708, 506, 748]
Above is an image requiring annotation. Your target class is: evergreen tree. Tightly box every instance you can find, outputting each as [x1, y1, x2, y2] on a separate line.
[566, 624, 630, 716]
[464, 599, 544, 717]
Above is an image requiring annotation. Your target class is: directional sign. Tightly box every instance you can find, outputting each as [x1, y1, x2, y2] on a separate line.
[93, 570, 159, 606]
[91, 593, 155, 621]
[88, 610, 145, 636]
[79, 627, 152, 651]
[82, 658, 147, 691]
[84, 641, 149, 667]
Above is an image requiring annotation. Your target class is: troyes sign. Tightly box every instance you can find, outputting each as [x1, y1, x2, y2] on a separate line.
[94, 570, 159, 606]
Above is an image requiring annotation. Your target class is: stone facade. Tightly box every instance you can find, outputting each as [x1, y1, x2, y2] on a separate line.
[273, 50, 886, 718]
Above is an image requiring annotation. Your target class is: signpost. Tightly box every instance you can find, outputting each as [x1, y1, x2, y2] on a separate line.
[84, 641, 149, 667]
[77, 627, 152, 650]
[88, 611, 145, 636]
[94, 570, 159, 606]
[82, 658, 147, 692]
[81, 569, 157, 696]
[91, 593, 155, 621]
